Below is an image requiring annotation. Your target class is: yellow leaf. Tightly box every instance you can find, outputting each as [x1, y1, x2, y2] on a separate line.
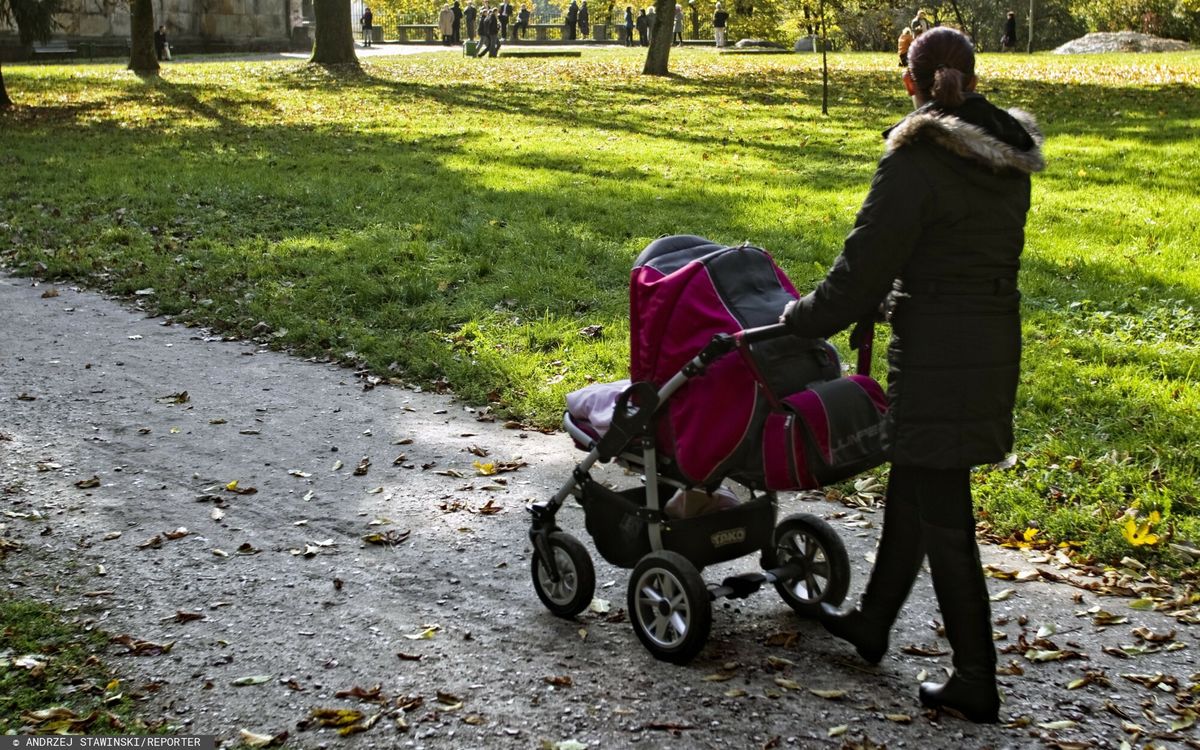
[473, 461, 497, 476]
[1023, 528, 1040, 542]
[226, 480, 239, 491]
[809, 688, 846, 700]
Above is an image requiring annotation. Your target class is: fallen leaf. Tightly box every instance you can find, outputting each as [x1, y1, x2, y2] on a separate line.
[362, 529, 411, 547]
[885, 714, 912, 723]
[238, 729, 287, 748]
[74, 476, 101, 489]
[1037, 720, 1079, 730]
[901, 644, 949, 657]
[991, 588, 1016, 602]
[353, 457, 371, 476]
[774, 677, 802, 691]
[288, 470, 312, 478]
[544, 675, 573, 687]
[403, 625, 440, 640]
[231, 675, 273, 686]
[155, 391, 189, 404]
[808, 688, 845, 699]
[827, 725, 848, 737]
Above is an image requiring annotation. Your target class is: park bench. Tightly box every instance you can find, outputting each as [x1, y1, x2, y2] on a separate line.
[31, 38, 77, 61]
[500, 49, 581, 57]
[522, 23, 568, 42]
[396, 24, 438, 43]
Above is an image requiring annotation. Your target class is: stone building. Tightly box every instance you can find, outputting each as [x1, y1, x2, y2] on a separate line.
[1, 0, 304, 57]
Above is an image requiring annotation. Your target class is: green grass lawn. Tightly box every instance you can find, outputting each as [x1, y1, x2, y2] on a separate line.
[1, 49, 1198, 567]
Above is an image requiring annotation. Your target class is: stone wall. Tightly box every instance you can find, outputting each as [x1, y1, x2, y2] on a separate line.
[0, 0, 296, 49]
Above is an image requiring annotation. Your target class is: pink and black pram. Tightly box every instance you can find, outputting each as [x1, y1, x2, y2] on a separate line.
[527, 235, 889, 664]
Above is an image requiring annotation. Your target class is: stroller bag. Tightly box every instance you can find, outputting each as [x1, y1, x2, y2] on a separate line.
[762, 375, 888, 490]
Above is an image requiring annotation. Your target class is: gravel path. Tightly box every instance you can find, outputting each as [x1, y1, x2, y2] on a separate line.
[1, 274, 1197, 749]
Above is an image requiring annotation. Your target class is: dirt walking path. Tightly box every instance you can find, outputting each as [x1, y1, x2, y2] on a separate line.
[1, 275, 1197, 749]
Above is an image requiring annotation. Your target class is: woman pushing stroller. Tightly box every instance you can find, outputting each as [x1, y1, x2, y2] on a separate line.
[781, 27, 1044, 723]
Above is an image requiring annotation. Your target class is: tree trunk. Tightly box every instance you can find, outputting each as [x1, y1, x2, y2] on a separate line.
[310, 0, 359, 65]
[0, 62, 11, 108]
[641, 0, 675, 75]
[128, 0, 160, 75]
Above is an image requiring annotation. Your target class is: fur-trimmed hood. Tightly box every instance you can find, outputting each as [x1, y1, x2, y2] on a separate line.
[884, 96, 1045, 175]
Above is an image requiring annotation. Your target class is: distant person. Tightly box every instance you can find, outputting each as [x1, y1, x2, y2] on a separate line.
[636, 7, 649, 45]
[498, 0, 513, 41]
[624, 5, 635, 45]
[911, 9, 931, 35]
[439, 3, 455, 45]
[154, 24, 169, 60]
[515, 4, 530, 38]
[897, 26, 913, 65]
[566, 0, 579, 39]
[476, 6, 493, 53]
[360, 6, 373, 47]
[465, 0, 478, 39]
[452, 0, 463, 43]
[712, 2, 727, 47]
[646, 5, 656, 45]
[1001, 11, 1017, 51]
[485, 7, 502, 54]
[579, 0, 590, 37]
[672, 2, 684, 45]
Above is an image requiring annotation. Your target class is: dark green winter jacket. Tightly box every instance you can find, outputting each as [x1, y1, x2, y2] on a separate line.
[785, 94, 1045, 469]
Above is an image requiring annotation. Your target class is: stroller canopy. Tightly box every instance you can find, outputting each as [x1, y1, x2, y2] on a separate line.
[629, 236, 838, 486]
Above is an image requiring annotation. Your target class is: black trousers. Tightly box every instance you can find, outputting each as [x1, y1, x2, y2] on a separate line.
[889, 465, 974, 530]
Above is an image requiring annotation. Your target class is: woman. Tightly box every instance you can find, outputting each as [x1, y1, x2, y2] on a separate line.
[782, 27, 1044, 723]
[672, 3, 684, 45]
[624, 5, 635, 46]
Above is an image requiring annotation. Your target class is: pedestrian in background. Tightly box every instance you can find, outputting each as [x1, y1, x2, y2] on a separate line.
[636, 7, 649, 45]
[439, 3, 455, 44]
[1001, 11, 1017, 51]
[465, 1, 478, 39]
[897, 26, 913, 65]
[910, 9, 931, 35]
[579, 0, 590, 37]
[624, 5, 635, 45]
[672, 2, 684, 45]
[566, 0, 579, 39]
[713, 2, 727, 47]
[360, 5, 373, 47]
[452, 0, 463, 43]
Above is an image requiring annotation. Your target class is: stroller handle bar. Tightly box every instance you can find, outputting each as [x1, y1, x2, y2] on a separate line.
[737, 323, 793, 345]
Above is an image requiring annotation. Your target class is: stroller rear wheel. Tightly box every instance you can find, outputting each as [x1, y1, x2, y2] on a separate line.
[531, 531, 596, 618]
[769, 513, 850, 617]
[627, 551, 712, 665]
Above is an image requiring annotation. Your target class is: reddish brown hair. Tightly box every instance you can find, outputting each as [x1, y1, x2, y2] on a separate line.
[907, 27, 975, 108]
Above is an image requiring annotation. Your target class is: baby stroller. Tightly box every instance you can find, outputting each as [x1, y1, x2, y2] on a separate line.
[527, 236, 889, 664]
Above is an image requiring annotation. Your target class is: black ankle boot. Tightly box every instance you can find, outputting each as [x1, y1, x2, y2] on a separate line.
[919, 673, 1000, 723]
[818, 604, 888, 664]
[920, 523, 1000, 724]
[820, 485, 924, 663]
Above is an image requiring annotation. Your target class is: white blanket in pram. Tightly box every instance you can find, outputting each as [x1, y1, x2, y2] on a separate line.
[565, 379, 631, 436]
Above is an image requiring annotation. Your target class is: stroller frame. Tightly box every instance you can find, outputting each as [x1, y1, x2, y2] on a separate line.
[528, 323, 854, 664]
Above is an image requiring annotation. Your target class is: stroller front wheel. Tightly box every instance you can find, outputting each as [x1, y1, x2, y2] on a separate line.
[769, 513, 851, 617]
[531, 531, 596, 618]
[627, 551, 712, 665]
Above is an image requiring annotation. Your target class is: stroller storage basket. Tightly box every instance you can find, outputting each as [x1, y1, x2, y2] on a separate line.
[581, 482, 775, 570]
